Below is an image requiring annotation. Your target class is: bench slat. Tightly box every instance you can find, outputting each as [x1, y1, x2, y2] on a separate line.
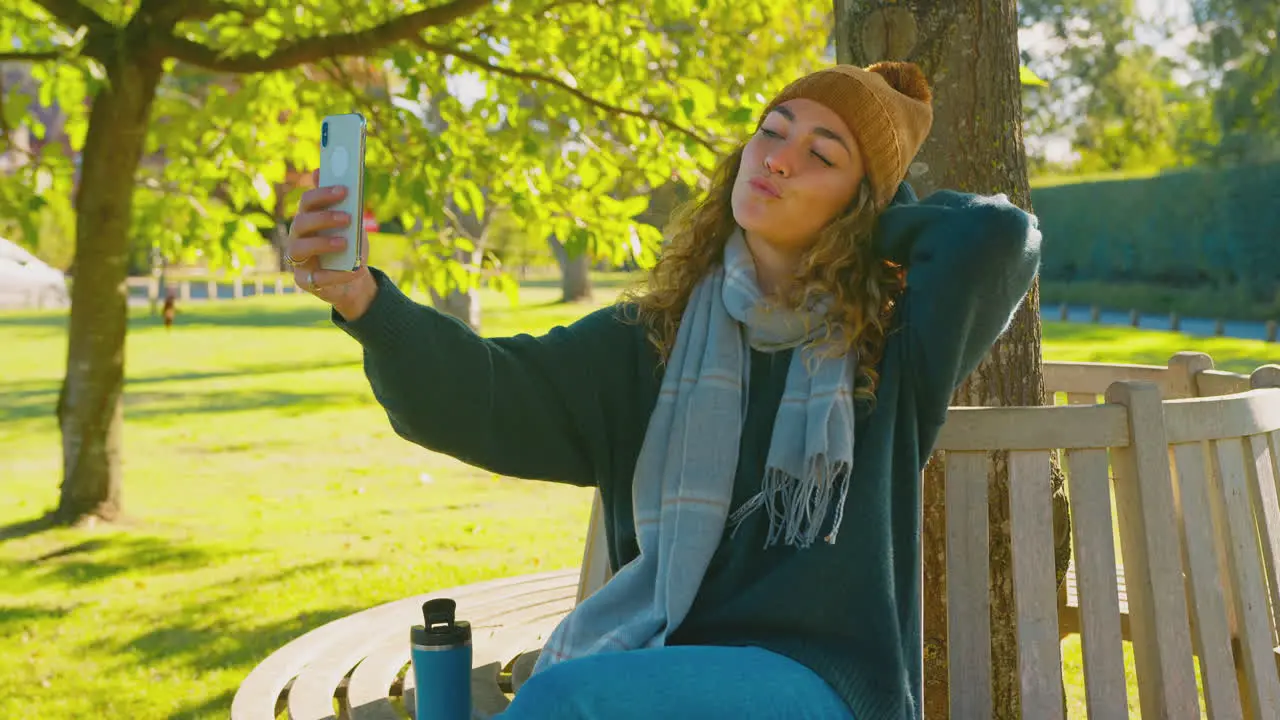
[1213, 438, 1280, 717]
[1164, 389, 1280, 444]
[1196, 369, 1252, 398]
[288, 573, 575, 720]
[1170, 442, 1244, 718]
[1106, 382, 1200, 718]
[347, 592, 572, 720]
[467, 608, 571, 718]
[232, 572, 573, 720]
[578, 491, 612, 603]
[1009, 451, 1065, 720]
[390, 581, 578, 718]
[1064, 448, 1129, 718]
[945, 451, 992, 719]
[1043, 362, 1168, 396]
[1271, 428, 1280, 622]
[233, 572, 575, 720]
[1066, 392, 1100, 406]
[936, 404, 1129, 452]
[288, 621, 402, 720]
[1246, 433, 1280, 647]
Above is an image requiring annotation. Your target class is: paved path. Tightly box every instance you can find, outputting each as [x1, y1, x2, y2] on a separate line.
[1053, 304, 1274, 342]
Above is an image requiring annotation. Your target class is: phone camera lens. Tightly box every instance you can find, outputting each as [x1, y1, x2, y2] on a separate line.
[322, 122, 328, 147]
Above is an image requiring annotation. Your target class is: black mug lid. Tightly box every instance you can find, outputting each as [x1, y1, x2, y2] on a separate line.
[410, 598, 471, 647]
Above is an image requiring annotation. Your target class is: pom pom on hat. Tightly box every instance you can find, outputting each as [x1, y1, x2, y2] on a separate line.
[867, 61, 932, 104]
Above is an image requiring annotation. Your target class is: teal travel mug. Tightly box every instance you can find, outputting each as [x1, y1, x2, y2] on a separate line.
[410, 598, 472, 720]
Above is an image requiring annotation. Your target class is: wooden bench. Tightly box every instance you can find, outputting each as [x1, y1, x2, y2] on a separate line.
[232, 357, 1280, 718]
[1049, 352, 1244, 643]
[229, 571, 579, 720]
[935, 376, 1280, 717]
[1047, 357, 1280, 648]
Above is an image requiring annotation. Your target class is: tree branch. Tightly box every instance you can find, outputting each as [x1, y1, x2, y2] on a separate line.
[142, 0, 257, 27]
[0, 50, 64, 62]
[33, 0, 111, 31]
[470, 0, 592, 40]
[158, 0, 491, 73]
[415, 40, 721, 153]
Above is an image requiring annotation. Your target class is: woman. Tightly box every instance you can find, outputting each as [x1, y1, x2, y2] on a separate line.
[285, 62, 1041, 720]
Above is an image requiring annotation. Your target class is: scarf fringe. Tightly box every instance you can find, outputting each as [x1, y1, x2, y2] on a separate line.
[729, 458, 852, 548]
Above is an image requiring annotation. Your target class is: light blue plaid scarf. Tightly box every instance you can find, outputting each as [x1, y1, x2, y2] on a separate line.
[533, 228, 856, 672]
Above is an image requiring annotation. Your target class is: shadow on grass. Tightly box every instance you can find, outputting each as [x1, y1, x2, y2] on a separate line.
[122, 388, 370, 419]
[171, 688, 238, 720]
[0, 603, 70, 635]
[94, 558, 379, 677]
[126, 295, 332, 330]
[0, 359, 366, 424]
[2, 534, 235, 588]
[1, 300, 331, 331]
[0, 311, 69, 330]
[0, 515, 58, 544]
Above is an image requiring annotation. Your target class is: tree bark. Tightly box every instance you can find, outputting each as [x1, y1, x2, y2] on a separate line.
[430, 245, 484, 331]
[835, 2, 1071, 718]
[55, 54, 164, 524]
[548, 236, 593, 302]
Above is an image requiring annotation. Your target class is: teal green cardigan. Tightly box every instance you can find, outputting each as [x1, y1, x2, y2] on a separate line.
[334, 184, 1042, 719]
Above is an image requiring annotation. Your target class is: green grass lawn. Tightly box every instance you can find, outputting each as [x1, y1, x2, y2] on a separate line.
[2, 278, 1277, 719]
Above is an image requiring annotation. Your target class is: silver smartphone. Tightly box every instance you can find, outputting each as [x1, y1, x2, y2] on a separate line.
[316, 112, 367, 271]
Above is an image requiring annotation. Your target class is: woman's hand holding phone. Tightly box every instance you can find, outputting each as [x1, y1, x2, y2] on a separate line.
[286, 169, 378, 321]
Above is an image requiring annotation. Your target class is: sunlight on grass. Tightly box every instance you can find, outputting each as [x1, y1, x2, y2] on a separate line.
[1041, 321, 1280, 375]
[2, 280, 1274, 719]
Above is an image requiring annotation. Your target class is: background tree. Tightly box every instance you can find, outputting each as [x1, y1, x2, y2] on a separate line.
[1018, 0, 1196, 173]
[1189, 0, 1280, 164]
[835, 1, 1070, 717]
[1, 0, 830, 525]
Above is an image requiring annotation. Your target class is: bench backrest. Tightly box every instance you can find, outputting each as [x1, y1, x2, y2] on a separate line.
[572, 359, 1280, 718]
[1043, 351, 1251, 402]
[935, 382, 1195, 717]
[1159, 370, 1280, 718]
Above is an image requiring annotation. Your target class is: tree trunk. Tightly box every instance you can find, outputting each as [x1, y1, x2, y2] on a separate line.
[430, 245, 484, 331]
[835, 2, 1071, 718]
[55, 57, 164, 524]
[548, 236, 593, 302]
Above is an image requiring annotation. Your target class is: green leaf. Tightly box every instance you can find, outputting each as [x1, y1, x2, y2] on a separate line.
[243, 211, 276, 229]
[680, 78, 716, 116]
[1020, 65, 1049, 88]
[463, 182, 485, 222]
[9, 0, 834, 306]
[578, 158, 601, 189]
[618, 194, 650, 217]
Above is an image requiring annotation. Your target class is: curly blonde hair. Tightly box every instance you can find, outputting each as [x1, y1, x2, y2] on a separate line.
[621, 145, 905, 400]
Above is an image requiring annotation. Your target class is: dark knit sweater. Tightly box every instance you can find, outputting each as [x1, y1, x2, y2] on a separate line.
[333, 184, 1042, 719]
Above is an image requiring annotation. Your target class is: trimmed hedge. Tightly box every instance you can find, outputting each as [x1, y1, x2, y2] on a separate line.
[1039, 280, 1280, 322]
[1031, 163, 1280, 299]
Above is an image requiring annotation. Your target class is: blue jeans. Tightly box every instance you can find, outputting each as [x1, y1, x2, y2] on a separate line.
[500, 645, 855, 719]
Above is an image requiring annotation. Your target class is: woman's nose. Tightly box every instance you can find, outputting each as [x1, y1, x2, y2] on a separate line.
[764, 144, 797, 177]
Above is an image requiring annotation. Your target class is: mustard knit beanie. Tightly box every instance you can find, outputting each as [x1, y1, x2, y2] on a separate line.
[758, 62, 934, 208]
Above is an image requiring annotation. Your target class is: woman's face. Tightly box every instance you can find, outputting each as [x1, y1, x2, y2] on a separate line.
[731, 98, 865, 254]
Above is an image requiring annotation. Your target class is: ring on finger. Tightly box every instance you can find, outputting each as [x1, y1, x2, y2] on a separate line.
[285, 251, 305, 267]
[306, 269, 319, 292]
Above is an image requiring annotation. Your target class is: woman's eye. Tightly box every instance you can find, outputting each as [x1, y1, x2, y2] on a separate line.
[812, 150, 833, 167]
[760, 128, 782, 138]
